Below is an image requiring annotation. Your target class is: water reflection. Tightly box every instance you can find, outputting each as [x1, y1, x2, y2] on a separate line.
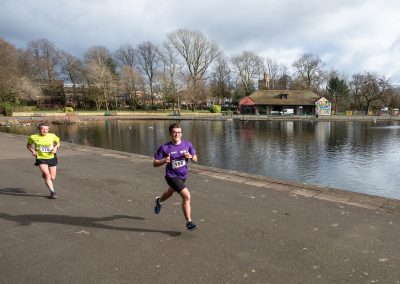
[1, 120, 399, 199]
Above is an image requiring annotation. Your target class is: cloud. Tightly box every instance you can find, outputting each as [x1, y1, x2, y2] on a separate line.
[1, 0, 399, 83]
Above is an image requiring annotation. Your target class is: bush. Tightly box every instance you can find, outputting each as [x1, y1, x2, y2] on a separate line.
[0, 103, 13, 111]
[210, 104, 221, 113]
[0, 103, 36, 112]
[64, 107, 74, 113]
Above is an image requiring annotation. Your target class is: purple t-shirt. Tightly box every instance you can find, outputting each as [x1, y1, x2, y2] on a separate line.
[154, 140, 196, 179]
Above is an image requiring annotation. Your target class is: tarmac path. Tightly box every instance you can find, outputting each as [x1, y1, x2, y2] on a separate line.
[0, 131, 399, 283]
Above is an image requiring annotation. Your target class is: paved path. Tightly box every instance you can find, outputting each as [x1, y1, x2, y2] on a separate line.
[0, 132, 399, 284]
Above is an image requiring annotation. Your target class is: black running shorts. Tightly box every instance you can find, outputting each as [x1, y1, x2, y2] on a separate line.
[165, 176, 187, 193]
[35, 156, 58, 167]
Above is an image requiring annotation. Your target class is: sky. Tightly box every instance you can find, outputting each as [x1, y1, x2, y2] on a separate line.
[1, 0, 400, 84]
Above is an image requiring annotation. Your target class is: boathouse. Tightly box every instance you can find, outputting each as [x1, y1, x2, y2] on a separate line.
[239, 90, 324, 115]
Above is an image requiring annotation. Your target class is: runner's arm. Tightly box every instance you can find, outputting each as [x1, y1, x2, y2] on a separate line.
[184, 152, 197, 162]
[153, 157, 168, 167]
[153, 153, 170, 167]
[51, 142, 61, 153]
[26, 143, 37, 156]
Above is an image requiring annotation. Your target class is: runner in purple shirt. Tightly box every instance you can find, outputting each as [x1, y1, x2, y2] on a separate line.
[153, 123, 198, 231]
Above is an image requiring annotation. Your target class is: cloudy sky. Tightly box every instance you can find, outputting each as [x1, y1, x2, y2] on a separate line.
[1, 0, 400, 83]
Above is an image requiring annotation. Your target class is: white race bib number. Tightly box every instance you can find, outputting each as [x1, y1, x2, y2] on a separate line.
[39, 146, 52, 153]
[172, 159, 186, 169]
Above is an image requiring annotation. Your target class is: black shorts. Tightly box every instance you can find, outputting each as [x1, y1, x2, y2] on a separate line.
[165, 177, 187, 193]
[35, 156, 58, 167]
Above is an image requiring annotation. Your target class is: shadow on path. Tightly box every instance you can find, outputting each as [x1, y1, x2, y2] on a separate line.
[0, 213, 181, 237]
[0, 188, 47, 198]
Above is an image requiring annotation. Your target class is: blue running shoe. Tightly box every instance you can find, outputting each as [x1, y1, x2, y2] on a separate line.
[154, 197, 161, 214]
[186, 221, 197, 231]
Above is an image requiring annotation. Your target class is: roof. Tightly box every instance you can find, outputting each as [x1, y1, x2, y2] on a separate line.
[239, 96, 255, 106]
[248, 90, 321, 106]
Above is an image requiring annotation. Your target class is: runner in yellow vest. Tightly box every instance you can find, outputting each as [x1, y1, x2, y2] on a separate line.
[27, 123, 61, 199]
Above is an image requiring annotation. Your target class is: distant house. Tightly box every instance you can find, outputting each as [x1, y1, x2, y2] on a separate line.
[239, 89, 323, 115]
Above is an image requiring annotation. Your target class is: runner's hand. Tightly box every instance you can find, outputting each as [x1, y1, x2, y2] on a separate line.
[184, 152, 192, 159]
[165, 154, 171, 163]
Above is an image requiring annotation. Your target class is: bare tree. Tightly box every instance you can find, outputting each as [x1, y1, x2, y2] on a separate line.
[166, 29, 220, 105]
[349, 72, 390, 113]
[84, 46, 116, 111]
[210, 55, 232, 104]
[59, 51, 83, 107]
[159, 42, 184, 111]
[0, 38, 20, 103]
[119, 65, 145, 109]
[231, 51, 264, 97]
[135, 41, 162, 106]
[12, 77, 41, 103]
[382, 87, 400, 110]
[27, 38, 60, 82]
[276, 64, 292, 90]
[60, 51, 83, 84]
[360, 72, 389, 113]
[18, 48, 36, 79]
[292, 53, 325, 91]
[85, 46, 109, 65]
[86, 61, 113, 111]
[0, 38, 40, 104]
[114, 44, 136, 69]
[265, 58, 279, 90]
[348, 73, 364, 111]
[0, 38, 19, 80]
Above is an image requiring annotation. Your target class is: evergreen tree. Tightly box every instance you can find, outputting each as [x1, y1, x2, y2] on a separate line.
[327, 76, 349, 113]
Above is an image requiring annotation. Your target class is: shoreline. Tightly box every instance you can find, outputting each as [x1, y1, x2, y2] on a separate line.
[1, 112, 399, 126]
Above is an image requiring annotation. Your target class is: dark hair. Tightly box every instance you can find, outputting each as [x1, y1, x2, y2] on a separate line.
[169, 123, 181, 133]
[38, 123, 49, 129]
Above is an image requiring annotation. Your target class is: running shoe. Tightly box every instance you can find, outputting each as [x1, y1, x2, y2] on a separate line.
[186, 221, 197, 231]
[154, 197, 161, 214]
[49, 191, 58, 199]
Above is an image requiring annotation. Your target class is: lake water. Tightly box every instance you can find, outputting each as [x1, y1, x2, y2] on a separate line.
[2, 119, 400, 200]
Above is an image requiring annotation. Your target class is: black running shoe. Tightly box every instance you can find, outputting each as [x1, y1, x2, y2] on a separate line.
[186, 221, 197, 231]
[49, 191, 58, 199]
[154, 197, 161, 214]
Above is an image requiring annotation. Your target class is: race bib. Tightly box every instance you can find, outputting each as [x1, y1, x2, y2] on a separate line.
[39, 146, 52, 153]
[172, 159, 186, 169]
